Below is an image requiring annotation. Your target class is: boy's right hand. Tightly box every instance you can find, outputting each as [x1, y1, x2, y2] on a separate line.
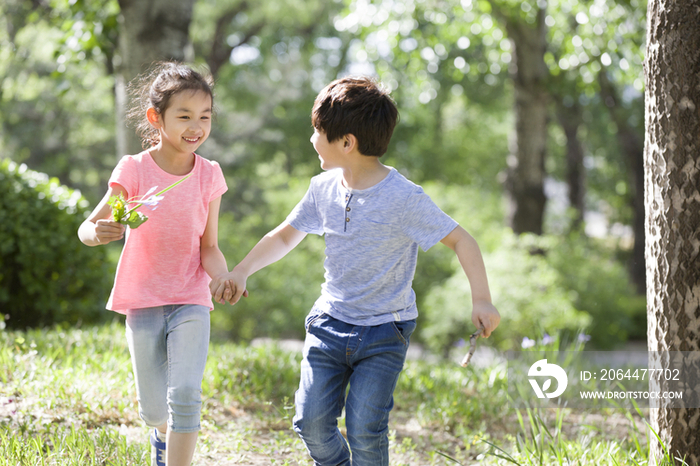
[472, 300, 500, 338]
[94, 219, 125, 244]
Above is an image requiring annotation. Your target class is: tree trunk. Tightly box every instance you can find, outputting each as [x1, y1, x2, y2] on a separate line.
[645, 0, 700, 462]
[502, 7, 549, 235]
[555, 100, 586, 229]
[115, 0, 196, 156]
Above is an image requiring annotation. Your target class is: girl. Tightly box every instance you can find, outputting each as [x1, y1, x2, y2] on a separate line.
[79, 62, 233, 466]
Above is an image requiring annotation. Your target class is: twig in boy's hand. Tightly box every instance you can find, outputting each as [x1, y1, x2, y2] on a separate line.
[460, 327, 483, 368]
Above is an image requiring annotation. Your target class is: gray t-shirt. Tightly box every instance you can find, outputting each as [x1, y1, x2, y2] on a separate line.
[287, 167, 458, 326]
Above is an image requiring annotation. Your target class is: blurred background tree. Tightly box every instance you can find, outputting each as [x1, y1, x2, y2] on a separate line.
[0, 0, 647, 351]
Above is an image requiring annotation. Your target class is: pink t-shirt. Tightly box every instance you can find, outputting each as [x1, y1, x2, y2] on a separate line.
[106, 151, 227, 313]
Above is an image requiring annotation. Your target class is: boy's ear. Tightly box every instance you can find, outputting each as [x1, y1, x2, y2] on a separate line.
[146, 107, 161, 128]
[343, 134, 358, 153]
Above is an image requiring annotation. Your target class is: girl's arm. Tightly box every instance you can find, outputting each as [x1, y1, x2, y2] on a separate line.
[211, 221, 307, 305]
[78, 184, 127, 247]
[200, 196, 230, 283]
[440, 225, 500, 337]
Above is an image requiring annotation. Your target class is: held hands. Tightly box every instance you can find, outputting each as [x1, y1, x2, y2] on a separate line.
[210, 267, 249, 305]
[471, 300, 501, 338]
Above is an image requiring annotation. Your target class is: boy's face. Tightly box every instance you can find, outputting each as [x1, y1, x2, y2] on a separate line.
[310, 128, 345, 170]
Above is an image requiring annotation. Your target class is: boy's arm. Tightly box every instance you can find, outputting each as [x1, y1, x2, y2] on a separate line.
[211, 221, 307, 305]
[78, 185, 126, 246]
[440, 225, 500, 337]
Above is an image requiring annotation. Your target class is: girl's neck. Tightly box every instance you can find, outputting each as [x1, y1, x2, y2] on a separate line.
[149, 145, 195, 176]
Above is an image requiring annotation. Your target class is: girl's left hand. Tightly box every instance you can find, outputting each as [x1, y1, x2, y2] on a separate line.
[94, 219, 125, 244]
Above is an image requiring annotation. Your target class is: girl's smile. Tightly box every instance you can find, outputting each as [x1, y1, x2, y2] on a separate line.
[148, 90, 212, 159]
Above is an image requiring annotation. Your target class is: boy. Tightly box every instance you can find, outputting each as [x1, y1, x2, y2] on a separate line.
[211, 76, 500, 465]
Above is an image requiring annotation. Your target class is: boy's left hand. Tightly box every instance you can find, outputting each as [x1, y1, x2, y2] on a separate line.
[471, 301, 500, 337]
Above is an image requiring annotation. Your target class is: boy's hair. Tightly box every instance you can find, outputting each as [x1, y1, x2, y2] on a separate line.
[312, 77, 398, 157]
[127, 61, 214, 149]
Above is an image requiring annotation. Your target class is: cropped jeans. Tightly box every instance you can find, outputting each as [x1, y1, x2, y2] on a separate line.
[125, 304, 210, 434]
[293, 308, 416, 466]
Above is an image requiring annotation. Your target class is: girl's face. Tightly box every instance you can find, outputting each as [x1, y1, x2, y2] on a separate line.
[152, 90, 212, 155]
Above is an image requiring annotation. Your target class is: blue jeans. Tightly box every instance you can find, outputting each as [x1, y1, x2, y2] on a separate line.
[293, 309, 416, 466]
[125, 304, 210, 433]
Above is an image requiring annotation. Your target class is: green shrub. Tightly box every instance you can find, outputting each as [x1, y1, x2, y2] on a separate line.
[421, 231, 591, 354]
[419, 228, 645, 354]
[546, 231, 646, 348]
[0, 159, 113, 328]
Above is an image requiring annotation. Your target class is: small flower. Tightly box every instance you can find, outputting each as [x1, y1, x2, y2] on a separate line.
[521, 337, 536, 349]
[542, 333, 554, 345]
[136, 194, 164, 210]
[140, 186, 157, 198]
[577, 333, 591, 343]
[129, 186, 162, 210]
[455, 338, 467, 348]
[112, 197, 124, 211]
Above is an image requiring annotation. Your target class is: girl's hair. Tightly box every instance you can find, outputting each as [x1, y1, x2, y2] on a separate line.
[127, 61, 214, 149]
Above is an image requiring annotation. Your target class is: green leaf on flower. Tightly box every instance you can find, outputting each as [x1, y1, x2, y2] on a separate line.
[124, 210, 148, 229]
[107, 193, 148, 228]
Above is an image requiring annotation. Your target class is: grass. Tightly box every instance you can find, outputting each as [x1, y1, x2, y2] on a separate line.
[0, 321, 686, 465]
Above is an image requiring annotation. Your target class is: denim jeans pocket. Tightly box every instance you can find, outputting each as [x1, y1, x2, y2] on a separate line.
[304, 308, 325, 332]
[390, 319, 417, 346]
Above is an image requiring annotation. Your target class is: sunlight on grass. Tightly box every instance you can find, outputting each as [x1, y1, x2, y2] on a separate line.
[0, 322, 682, 465]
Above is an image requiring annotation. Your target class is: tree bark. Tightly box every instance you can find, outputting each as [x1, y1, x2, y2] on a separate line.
[115, 0, 197, 156]
[502, 8, 549, 235]
[645, 0, 700, 462]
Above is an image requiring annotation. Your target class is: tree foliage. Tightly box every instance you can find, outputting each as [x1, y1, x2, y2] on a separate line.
[0, 0, 649, 349]
[0, 0, 117, 203]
